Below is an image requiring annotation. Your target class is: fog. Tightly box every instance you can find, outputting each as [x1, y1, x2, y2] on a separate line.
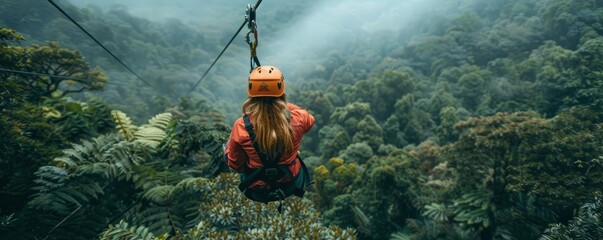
[261, 0, 451, 74]
[58, 0, 466, 120]
[70, 0, 458, 81]
[72, 0, 249, 24]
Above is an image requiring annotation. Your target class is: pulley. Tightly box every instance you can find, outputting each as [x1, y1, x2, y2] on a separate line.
[245, 3, 261, 72]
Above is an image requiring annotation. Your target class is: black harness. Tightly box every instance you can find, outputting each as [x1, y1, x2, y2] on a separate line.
[237, 114, 310, 204]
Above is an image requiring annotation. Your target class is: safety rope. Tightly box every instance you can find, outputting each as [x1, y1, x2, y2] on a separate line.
[47, 0, 153, 87]
[189, 0, 263, 93]
[0, 67, 138, 87]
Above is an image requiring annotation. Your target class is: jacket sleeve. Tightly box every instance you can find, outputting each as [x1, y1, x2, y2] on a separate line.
[288, 103, 316, 134]
[298, 106, 315, 133]
[304, 111, 315, 133]
[225, 120, 248, 173]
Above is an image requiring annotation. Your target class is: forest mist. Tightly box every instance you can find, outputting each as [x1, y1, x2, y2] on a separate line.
[65, 0, 468, 121]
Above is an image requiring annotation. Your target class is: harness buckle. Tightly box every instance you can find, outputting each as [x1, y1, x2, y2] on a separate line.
[265, 168, 278, 176]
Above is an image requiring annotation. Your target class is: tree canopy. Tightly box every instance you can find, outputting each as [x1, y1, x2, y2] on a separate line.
[1, 0, 602, 239]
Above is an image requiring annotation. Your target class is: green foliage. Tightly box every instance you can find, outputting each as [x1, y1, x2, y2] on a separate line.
[540, 198, 603, 240]
[47, 97, 115, 141]
[435, 106, 465, 144]
[0, 213, 17, 233]
[457, 72, 487, 111]
[391, 218, 478, 240]
[111, 110, 173, 148]
[294, 90, 335, 127]
[312, 158, 360, 216]
[343, 150, 424, 239]
[352, 115, 384, 151]
[450, 192, 493, 229]
[100, 220, 160, 240]
[160, 119, 229, 176]
[343, 70, 416, 120]
[525, 40, 603, 115]
[434, 108, 603, 238]
[8, 108, 230, 239]
[0, 28, 24, 43]
[330, 102, 372, 133]
[111, 110, 136, 141]
[539, 0, 603, 48]
[1, 38, 106, 101]
[318, 124, 351, 158]
[0, 28, 107, 111]
[2, 0, 603, 239]
[135, 112, 172, 148]
[339, 142, 374, 165]
[99, 173, 357, 239]
[423, 203, 450, 223]
[1, 34, 115, 238]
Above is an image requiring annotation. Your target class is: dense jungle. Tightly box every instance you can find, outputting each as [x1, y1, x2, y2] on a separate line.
[1, 0, 602, 239]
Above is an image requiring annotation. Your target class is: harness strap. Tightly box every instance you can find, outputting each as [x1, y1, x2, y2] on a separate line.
[242, 115, 272, 166]
[237, 114, 311, 204]
[293, 155, 311, 198]
[238, 114, 292, 192]
[238, 164, 292, 192]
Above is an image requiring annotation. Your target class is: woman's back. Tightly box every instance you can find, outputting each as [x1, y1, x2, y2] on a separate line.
[225, 102, 314, 174]
[224, 65, 315, 203]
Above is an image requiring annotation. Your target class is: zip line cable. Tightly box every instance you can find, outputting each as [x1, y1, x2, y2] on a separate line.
[47, 0, 153, 87]
[0, 67, 138, 87]
[189, 0, 263, 93]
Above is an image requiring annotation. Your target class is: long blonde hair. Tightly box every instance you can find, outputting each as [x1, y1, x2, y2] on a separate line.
[242, 95, 293, 161]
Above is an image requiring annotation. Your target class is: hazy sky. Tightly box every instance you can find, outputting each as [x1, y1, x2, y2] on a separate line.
[64, 0, 461, 120]
[69, 0, 452, 74]
[71, 0, 294, 26]
[67, 0, 458, 100]
[262, 0, 447, 73]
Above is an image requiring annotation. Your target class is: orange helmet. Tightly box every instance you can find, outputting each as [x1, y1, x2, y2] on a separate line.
[248, 66, 285, 97]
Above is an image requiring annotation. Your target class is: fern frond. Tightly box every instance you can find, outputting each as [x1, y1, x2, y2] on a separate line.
[540, 198, 603, 239]
[30, 134, 135, 214]
[32, 166, 68, 190]
[148, 217, 172, 236]
[134, 127, 167, 148]
[100, 140, 147, 180]
[54, 135, 118, 168]
[143, 185, 175, 204]
[138, 206, 179, 235]
[390, 232, 412, 240]
[132, 112, 172, 148]
[100, 220, 156, 240]
[173, 177, 207, 193]
[145, 112, 172, 130]
[111, 110, 135, 141]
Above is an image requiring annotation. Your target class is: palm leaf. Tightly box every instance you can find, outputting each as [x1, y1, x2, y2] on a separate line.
[352, 206, 371, 236]
[423, 203, 450, 222]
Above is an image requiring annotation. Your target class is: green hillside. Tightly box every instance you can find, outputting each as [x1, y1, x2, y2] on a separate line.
[1, 0, 602, 239]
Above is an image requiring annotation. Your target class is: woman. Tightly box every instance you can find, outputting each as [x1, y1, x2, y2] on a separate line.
[225, 66, 315, 203]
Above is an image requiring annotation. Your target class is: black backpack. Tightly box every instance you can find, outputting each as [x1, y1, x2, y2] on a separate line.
[237, 114, 311, 207]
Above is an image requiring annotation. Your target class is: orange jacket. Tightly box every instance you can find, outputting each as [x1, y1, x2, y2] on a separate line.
[225, 103, 315, 179]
